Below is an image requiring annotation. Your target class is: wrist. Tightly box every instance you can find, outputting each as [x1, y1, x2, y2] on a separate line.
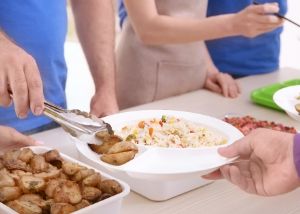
[293, 133, 300, 177]
[226, 14, 240, 37]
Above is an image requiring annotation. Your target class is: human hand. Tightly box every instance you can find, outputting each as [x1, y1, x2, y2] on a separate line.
[0, 31, 44, 118]
[203, 129, 300, 196]
[90, 90, 119, 118]
[204, 72, 240, 98]
[0, 126, 41, 153]
[232, 3, 283, 38]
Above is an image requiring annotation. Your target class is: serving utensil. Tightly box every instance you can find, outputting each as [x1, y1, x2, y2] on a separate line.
[43, 101, 113, 144]
[253, 1, 300, 28]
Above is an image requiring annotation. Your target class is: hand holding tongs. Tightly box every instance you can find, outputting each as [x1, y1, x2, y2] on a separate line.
[43, 101, 113, 144]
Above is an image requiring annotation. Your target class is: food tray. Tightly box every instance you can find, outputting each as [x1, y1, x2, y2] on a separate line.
[251, 79, 300, 111]
[0, 146, 130, 214]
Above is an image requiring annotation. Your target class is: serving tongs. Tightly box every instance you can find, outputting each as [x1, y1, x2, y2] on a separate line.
[43, 101, 113, 144]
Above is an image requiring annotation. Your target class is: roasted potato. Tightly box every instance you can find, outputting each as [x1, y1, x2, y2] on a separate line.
[19, 148, 34, 163]
[70, 168, 94, 182]
[0, 186, 22, 202]
[0, 168, 15, 188]
[88, 141, 117, 155]
[30, 155, 49, 173]
[18, 194, 47, 208]
[98, 193, 112, 201]
[43, 150, 63, 169]
[101, 151, 136, 166]
[0, 157, 4, 170]
[53, 180, 82, 204]
[81, 186, 101, 201]
[50, 202, 76, 214]
[3, 158, 31, 172]
[11, 170, 32, 178]
[45, 179, 65, 198]
[6, 200, 42, 214]
[89, 133, 123, 154]
[1, 148, 123, 213]
[100, 179, 122, 195]
[82, 173, 101, 187]
[75, 199, 90, 210]
[107, 141, 138, 154]
[35, 168, 61, 180]
[62, 162, 81, 176]
[19, 176, 46, 193]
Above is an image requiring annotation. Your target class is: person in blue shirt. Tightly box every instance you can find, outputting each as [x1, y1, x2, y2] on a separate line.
[206, 0, 288, 78]
[0, 0, 118, 134]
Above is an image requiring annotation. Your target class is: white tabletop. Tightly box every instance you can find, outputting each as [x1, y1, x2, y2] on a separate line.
[32, 68, 300, 214]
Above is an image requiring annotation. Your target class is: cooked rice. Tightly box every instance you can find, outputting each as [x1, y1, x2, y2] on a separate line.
[119, 115, 227, 148]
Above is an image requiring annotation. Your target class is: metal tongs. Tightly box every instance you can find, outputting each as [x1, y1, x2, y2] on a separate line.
[43, 101, 113, 144]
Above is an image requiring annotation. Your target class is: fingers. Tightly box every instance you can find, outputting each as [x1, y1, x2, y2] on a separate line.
[24, 57, 44, 116]
[215, 73, 240, 98]
[204, 76, 222, 94]
[0, 72, 12, 107]
[9, 68, 29, 118]
[248, 3, 280, 15]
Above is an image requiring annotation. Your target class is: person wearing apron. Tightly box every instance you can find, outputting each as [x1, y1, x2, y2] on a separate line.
[116, 0, 283, 109]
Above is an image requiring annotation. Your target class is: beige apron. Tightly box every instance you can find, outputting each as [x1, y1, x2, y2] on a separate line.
[116, 0, 208, 109]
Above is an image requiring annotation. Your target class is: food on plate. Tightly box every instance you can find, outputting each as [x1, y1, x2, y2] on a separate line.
[119, 115, 227, 148]
[224, 116, 297, 136]
[88, 131, 138, 166]
[0, 148, 123, 214]
[101, 150, 137, 166]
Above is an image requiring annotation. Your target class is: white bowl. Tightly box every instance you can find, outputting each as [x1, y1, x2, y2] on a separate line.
[0, 146, 130, 214]
[273, 85, 300, 122]
[74, 110, 243, 201]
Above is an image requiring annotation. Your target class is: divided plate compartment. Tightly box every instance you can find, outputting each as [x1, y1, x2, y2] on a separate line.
[0, 146, 130, 214]
[251, 79, 300, 111]
[73, 110, 243, 201]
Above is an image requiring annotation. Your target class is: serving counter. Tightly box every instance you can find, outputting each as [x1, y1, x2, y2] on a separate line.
[31, 67, 300, 214]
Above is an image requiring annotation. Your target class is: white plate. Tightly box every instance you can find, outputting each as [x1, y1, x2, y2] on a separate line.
[273, 85, 300, 122]
[74, 110, 243, 181]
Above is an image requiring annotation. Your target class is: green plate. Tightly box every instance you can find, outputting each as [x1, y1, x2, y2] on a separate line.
[251, 79, 300, 111]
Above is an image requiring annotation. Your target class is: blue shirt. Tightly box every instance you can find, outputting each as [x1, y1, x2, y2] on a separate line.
[0, 0, 67, 133]
[206, 0, 287, 77]
[118, 0, 127, 28]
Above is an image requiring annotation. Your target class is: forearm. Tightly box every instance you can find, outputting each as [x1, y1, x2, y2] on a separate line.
[130, 14, 237, 45]
[71, 0, 116, 93]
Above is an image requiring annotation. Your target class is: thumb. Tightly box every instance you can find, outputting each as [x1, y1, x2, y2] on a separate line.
[6, 127, 37, 146]
[218, 137, 253, 159]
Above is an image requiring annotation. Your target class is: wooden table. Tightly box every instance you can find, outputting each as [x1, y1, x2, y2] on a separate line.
[32, 68, 300, 214]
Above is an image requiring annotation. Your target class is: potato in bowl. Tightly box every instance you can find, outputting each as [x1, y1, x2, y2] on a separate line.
[0, 147, 129, 214]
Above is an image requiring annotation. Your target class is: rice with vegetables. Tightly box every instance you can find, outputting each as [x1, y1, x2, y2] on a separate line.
[119, 115, 227, 148]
